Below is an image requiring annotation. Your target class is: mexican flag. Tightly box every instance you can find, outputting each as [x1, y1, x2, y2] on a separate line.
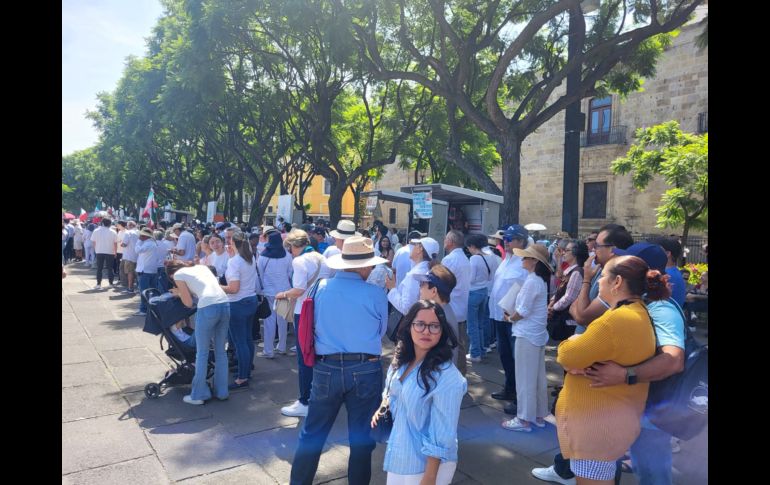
[141, 188, 159, 228]
[79, 208, 87, 222]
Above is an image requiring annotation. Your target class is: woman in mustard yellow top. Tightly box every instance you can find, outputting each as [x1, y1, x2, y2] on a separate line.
[556, 255, 670, 484]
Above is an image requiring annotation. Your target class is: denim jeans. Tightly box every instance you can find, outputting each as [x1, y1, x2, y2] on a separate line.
[95, 253, 116, 286]
[228, 296, 258, 380]
[493, 319, 517, 395]
[467, 289, 488, 358]
[137, 272, 159, 313]
[290, 358, 382, 485]
[481, 296, 494, 348]
[190, 302, 230, 401]
[630, 426, 673, 485]
[295, 314, 313, 405]
[157, 268, 169, 293]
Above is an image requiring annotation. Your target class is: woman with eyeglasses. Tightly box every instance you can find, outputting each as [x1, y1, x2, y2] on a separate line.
[374, 299, 467, 485]
[549, 240, 589, 331]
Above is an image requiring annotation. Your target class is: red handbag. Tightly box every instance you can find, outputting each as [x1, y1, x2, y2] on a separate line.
[298, 279, 323, 367]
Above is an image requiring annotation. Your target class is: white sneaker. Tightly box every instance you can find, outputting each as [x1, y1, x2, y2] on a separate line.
[93, 285, 102, 290]
[489, 342, 497, 349]
[501, 417, 531, 432]
[256, 351, 275, 359]
[289, 345, 297, 352]
[258, 342, 265, 348]
[183, 395, 205, 405]
[544, 414, 557, 426]
[466, 353, 482, 363]
[281, 400, 308, 417]
[671, 436, 681, 453]
[531, 465, 576, 485]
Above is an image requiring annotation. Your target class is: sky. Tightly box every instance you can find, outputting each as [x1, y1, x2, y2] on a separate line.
[62, 0, 165, 156]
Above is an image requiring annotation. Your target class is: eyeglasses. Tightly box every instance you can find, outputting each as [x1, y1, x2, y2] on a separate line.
[412, 321, 442, 335]
[595, 243, 613, 248]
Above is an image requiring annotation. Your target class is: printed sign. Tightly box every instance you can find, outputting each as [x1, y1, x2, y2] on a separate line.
[366, 195, 378, 211]
[413, 190, 433, 219]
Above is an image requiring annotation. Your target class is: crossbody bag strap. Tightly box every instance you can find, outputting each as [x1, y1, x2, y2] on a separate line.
[480, 254, 491, 275]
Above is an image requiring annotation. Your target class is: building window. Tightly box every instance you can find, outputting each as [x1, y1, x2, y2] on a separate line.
[583, 182, 607, 219]
[323, 179, 331, 195]
[389, 207, 397, 224]
[267, 206, 273, 213]
[587, 97, 612, 145]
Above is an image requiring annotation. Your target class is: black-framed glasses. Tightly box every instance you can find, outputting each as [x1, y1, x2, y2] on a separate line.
[595, 243, 613, 248]
[412, 321, 442, 335]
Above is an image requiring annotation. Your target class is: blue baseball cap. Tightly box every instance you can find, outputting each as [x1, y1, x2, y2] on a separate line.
[502, 224, 528, 241]
[412, 271, 453, 296]
[613, 242, 667, 273]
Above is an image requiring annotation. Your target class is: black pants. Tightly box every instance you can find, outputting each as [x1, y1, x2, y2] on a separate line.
[95, 253, 115, 285]
[493, 319, 517, 395]
[64, 238, 74, 262]
[113, 252, 122, 274]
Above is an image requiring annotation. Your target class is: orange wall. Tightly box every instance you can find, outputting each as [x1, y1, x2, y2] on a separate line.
[268, 175, 363, 217]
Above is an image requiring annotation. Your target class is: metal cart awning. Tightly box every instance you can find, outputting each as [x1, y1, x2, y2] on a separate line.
[399, 183, 503, 205]
[361, 189, 448, 205]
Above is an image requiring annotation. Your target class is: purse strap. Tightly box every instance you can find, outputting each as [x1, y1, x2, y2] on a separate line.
[256, 257, 269, 291]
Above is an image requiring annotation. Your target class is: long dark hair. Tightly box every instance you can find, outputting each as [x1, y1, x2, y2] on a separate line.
[378, 235, 393, 257]
[533, 261, 551, 295]
[393, 300, 458, 396]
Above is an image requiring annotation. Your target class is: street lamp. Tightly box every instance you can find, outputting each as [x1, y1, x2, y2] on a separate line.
[562, 0, 599, 237]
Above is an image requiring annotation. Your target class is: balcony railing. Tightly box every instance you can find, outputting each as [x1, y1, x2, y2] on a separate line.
[580, 125, 627, 147]
[698, 112, 708, 133]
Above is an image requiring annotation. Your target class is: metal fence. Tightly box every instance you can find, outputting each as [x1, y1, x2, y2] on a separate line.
[579, 125, 628, 147]
[538, 233, 708, 265]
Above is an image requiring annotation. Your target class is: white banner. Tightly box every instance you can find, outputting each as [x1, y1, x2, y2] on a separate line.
[206, 201, 217, 223]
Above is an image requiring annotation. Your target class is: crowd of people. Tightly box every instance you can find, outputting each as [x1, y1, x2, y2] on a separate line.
[62, 212, 706, 485]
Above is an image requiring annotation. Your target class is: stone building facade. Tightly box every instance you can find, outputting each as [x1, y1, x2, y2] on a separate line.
[372, 6, 707, 237]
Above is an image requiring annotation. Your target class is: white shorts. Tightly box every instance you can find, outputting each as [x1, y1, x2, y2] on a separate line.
[386, 461, 457, 485]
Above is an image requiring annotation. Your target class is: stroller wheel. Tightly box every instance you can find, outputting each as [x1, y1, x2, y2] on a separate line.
[145, 383, 161, 399]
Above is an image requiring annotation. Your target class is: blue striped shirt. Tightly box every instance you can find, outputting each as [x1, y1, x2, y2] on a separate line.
[383, 361, 467, 475]
[313, 271, 388, 355]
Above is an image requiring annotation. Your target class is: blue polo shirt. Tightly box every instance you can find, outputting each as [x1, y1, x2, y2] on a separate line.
[314, 271, 388, 356]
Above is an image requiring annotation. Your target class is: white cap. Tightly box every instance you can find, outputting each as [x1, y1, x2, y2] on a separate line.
[413, 237, 439, 258]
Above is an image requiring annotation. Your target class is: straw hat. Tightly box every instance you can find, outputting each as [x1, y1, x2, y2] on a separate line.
[326, 236, 389, 270]
[139, 228, 154, 238]
[512, 244, 553, 272]
[329, 219, 361, 240]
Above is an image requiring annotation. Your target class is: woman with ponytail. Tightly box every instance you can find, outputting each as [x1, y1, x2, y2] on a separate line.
[554, 255, 663, 484]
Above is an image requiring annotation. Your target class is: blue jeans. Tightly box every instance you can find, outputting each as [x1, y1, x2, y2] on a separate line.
[481, 296, 494, 348]
[157, 268, 169, 293]
[138, 272, 159, 313]
[630, 426, 673, 485]
[467, 289, 488, 358]
[494, 319, 517, 395]
[190, 302, 230, 401]
[290, 359, 383, 485]
[228, 296, 258, 380]
[295, 314, 313, 405]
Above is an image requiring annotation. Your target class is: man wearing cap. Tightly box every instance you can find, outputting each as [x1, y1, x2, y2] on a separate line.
[311, 227, 329, 254]
[91, 218, 119, 290]
[170, 223, 197, 262]
[442, 230, 471, 376]
[121, 221, 139, 294]
[532, 241, 686, 485]
[324, 220, 361, 276]
[290, 237, 388, 485]
[488, 224, 530, 407]
[392, 230, 423, 287]
[134, 228, 159, 316]
[386, 236, 439, 316]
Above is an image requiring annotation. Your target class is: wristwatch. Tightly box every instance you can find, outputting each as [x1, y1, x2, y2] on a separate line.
[625, 366, 638, 385]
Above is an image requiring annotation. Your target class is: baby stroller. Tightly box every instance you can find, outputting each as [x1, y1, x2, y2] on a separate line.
[141, 288, 214, 399]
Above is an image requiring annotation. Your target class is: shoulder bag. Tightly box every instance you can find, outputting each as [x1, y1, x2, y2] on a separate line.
[370, 369, 396, 443]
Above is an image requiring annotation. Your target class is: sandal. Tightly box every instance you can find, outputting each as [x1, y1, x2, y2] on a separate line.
[620, 459, 633, 474]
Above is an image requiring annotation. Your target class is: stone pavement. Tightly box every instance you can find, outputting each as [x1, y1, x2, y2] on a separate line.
[62, 262, 707, 484]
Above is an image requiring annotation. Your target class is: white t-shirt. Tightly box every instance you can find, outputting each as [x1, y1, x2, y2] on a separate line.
[173, 265, 229, 309]
[225, 254, 258, 302]
[322, 245, 341, 277]
[116, 230, 126, 254]
[392, 244, 414, 287]
[91, 226, 118, 255]
[176, 230, 197, 262]
[207, 251, 230, 278]
[122, 230, 139, 262]
[291, 252, 332, 314]
[442, 248, 471, 322]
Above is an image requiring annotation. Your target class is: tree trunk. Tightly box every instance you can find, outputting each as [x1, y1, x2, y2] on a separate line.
[236, 177, 244, 223]
[497, 137, 522, 225]
[679, 222, 690, 267]
[327, 182, 346, 226]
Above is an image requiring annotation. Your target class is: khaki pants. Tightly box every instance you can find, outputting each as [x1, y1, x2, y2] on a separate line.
[119, 258, 128, 287]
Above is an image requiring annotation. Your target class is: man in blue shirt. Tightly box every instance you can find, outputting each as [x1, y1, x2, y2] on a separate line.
[290, 236, 389, 485]
[652, 236, 687, 306]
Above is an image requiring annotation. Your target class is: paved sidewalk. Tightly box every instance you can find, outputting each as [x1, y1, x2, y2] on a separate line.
[62, 262, 706, 484]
